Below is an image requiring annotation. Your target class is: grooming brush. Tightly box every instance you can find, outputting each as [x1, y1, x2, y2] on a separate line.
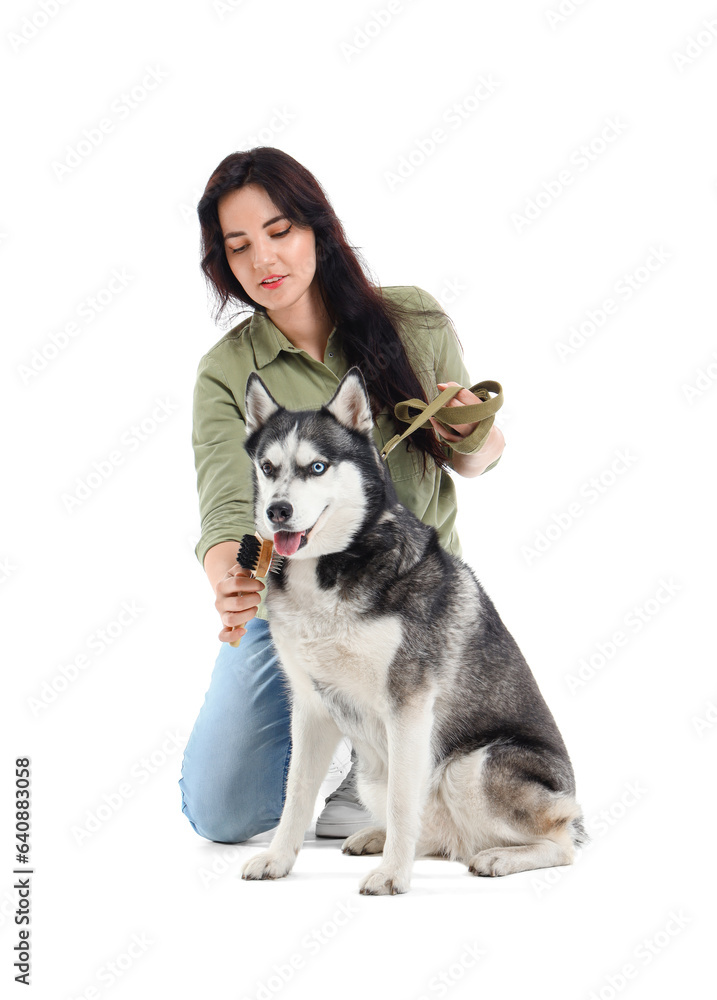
[228, 532, 284, 648]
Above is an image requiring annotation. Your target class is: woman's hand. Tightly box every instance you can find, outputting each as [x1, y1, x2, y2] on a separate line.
[428, 381, 483, 442]
[214, 564, 265, 643]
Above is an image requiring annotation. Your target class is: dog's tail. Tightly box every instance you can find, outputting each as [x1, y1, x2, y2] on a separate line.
[569, 813, 591, 849]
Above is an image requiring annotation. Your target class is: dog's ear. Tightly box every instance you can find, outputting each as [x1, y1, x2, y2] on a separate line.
[324, 367, 373, 435]
[245, 373, 281, 435]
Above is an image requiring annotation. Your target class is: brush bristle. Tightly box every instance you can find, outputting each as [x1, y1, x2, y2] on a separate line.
[236, 534, 261, 572]
[269, 551, 285, 575]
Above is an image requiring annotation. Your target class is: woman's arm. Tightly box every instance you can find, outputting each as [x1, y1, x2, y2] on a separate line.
[193, 354, 267, 639]
[192, 353, 257, 568]
[204, 539, 243, 594]
[450, 423, 505, 478]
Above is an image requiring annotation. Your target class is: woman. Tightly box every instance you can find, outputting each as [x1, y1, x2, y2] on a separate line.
[179, 147, 505, 845]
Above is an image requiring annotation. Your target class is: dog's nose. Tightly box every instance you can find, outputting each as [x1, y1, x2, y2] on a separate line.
[266, 500, 293, 525]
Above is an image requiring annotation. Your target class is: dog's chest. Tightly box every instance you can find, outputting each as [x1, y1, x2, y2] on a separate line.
[266, 559, 403, 719]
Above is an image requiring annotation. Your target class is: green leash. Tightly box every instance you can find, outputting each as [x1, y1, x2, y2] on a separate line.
[380, 380, 503, 462]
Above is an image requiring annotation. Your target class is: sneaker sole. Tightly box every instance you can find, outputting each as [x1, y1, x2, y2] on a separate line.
[315, 818, 371, 839]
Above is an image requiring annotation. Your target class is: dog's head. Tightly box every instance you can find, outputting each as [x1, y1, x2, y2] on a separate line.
[244, 367, 389, 559]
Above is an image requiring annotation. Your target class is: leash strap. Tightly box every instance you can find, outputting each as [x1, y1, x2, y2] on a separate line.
[380, 380, 503, 462]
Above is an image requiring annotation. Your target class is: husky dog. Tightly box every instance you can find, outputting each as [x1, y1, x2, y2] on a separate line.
[240, 368, 587, 895]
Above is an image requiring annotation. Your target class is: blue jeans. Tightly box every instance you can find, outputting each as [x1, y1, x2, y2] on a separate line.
[179, 617, 293, 843]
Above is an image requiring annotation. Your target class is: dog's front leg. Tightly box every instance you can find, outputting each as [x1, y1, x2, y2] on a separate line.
[359, 696, 434, 896]
[242, 697, 341, 882]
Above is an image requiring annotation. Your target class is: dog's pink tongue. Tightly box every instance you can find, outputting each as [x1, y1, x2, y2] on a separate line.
[273, 530, 303, 557]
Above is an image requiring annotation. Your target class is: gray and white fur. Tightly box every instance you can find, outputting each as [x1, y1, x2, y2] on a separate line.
[240, 367, 588, 895]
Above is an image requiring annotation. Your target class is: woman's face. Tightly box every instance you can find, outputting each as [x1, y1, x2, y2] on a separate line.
[217, 183, 318, 312]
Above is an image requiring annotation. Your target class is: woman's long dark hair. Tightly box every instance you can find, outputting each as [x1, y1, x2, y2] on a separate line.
[197, 146, 465, 476]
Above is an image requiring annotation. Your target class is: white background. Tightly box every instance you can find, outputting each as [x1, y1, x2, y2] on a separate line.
[2, 0, 716, 997]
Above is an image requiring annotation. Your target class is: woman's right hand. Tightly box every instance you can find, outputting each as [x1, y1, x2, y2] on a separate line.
[214, 565, 265, 643]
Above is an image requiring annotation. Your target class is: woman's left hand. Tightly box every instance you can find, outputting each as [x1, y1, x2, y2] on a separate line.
[428, 382, 483, 442]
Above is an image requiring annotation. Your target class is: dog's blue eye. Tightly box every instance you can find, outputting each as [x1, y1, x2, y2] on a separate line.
[260, 461, 273, 475]
[311, 462, 327, 475]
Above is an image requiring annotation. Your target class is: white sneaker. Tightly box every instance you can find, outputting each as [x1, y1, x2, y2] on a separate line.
[314, 736, 353, 818]
[315, 746, 373, 838]
[327, 737, 353, 782]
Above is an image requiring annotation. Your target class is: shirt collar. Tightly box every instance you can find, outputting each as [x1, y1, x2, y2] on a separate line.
[249, 309, 337, 369]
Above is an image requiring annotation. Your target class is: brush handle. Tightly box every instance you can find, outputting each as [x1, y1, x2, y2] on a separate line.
[228, 568, 257, 648]
[229, 629, 246, 649]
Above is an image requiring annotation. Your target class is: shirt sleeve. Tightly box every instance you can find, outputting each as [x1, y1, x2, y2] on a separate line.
[192, 352, 257, 567]
[414, 286, 502, 473]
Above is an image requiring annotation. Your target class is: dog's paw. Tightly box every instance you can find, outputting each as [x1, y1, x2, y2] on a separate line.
[241, 850, 294, 881]
[342, 826, 386, 856]
[358, 865, 410, 896]
[468, 848, 518, 877]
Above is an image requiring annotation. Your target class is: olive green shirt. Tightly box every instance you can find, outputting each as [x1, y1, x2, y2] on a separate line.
[192, 284, 501, 620]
